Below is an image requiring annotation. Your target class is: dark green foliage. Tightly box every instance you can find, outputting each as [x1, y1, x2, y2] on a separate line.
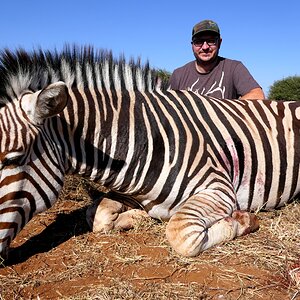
[155, 69, 171, 90]
[156, 69, 171, 82]
[268, 76, 300, 101]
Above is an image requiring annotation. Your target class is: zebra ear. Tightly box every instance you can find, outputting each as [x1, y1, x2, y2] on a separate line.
[35, 81, 69, 123]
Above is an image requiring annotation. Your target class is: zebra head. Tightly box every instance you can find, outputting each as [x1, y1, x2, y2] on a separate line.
[0, 81, 69, 260]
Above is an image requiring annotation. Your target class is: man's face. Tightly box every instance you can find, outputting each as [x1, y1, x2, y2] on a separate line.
[192, 33, 222, 63]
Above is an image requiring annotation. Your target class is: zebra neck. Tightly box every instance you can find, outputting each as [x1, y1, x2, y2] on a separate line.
[62, 88, 141, 190]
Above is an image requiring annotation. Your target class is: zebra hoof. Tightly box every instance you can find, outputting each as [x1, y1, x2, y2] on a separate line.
[232, 210, 260, 235]
[86, 198, 125, 233]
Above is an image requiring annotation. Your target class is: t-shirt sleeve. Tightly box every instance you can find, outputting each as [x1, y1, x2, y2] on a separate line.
[233, 62, 261, 97]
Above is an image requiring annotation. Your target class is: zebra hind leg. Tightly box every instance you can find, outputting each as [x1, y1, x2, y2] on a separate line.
[165, 195, 260, 257]
[86, 198, 149, 233]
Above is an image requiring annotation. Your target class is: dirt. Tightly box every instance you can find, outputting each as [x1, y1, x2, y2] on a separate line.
[0, 176, 299, 299]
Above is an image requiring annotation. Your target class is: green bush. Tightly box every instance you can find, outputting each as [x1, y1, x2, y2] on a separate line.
[268, 76, 300, 100]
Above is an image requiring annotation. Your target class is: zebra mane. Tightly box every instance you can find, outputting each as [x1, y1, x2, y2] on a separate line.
[0, 45, 168, 106]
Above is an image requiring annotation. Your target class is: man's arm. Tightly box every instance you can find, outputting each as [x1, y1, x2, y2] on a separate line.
[240, 87, 265, 100]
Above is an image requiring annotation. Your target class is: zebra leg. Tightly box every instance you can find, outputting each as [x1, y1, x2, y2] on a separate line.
[112, 208, 150, 230]
[190, 210, 259, 251]
[165, 195, 259, 257]
[86, 198, 149, 233]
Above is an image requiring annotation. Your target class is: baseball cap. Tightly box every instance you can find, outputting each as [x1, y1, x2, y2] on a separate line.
[192, 20, 220, 38]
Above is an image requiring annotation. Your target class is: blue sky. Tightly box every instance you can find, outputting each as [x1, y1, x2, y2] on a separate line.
[1, 0, 299, 96]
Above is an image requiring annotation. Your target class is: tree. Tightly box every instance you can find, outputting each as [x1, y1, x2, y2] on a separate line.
[156, 69, 171, 90]
[268, 76, 300, 100]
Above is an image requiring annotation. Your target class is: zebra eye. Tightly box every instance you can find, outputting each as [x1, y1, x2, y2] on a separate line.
[1, 153, 24, 169]
[2, 157, 20, 167]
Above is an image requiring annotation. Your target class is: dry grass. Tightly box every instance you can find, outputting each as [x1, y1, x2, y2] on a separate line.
[66, 281, 209, 300]
[0, 176, 299, 300]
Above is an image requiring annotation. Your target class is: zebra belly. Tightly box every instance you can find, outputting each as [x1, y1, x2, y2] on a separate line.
[235, 171, 300, 211]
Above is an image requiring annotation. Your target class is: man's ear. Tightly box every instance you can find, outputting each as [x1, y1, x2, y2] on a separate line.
[218, 37, 223, 49]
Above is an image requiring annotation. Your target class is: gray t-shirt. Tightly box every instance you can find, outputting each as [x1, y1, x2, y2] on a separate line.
[169, 57, 261, 99]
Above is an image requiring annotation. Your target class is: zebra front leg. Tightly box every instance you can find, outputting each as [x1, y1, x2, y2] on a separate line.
[86, 198, 149, 233]
[165, 195, 259, 257]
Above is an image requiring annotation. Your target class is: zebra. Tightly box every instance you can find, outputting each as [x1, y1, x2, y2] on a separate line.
[0, 45, 299, 260]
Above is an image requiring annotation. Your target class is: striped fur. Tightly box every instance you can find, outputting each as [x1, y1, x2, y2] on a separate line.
[0, 46, 299, 259]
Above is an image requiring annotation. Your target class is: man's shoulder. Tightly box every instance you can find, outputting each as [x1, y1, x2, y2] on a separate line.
[173, 61, 195, 73]
[215, 57, 247, 74]
[218, 57, 242, 66]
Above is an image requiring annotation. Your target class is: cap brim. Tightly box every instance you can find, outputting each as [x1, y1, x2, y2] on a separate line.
[192, 29, 220, 37]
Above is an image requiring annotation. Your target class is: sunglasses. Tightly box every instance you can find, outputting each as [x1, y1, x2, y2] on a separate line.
[191, 38, 219, 47]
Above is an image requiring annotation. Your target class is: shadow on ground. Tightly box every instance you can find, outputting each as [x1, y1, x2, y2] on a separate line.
[5, 205, 90, 266]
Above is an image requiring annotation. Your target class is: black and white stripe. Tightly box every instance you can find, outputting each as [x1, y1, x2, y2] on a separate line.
[0, 46, 299, 258]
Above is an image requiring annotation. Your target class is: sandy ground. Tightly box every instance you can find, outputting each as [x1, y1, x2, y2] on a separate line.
[0, 176, 299, 300]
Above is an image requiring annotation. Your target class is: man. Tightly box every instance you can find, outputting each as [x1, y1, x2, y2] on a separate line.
[169, 20, 265, 100]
